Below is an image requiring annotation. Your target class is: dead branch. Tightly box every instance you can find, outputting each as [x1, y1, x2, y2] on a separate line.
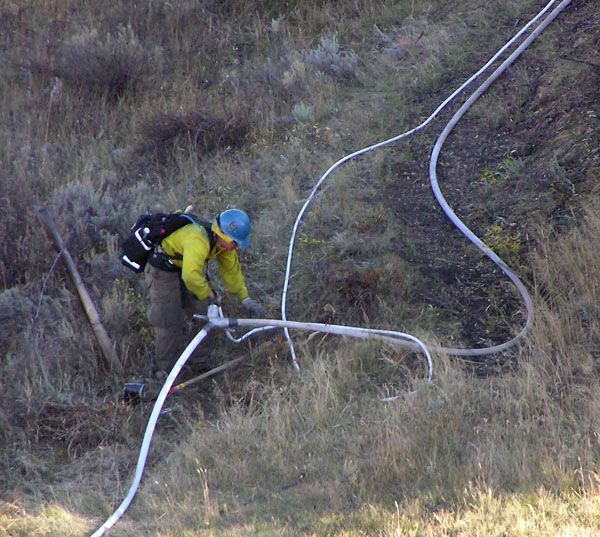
[36, 206, 123, 374]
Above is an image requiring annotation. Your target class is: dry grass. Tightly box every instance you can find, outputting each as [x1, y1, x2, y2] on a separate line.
[107, 206, 600, 536]
[133, 108, 251, 161]
[1, 0, 599, 536]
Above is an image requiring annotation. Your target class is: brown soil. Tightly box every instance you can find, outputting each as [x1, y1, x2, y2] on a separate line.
[384, 0, 599, 355]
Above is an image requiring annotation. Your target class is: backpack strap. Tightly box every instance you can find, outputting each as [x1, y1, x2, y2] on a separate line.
[177, 214, 216, 251]
[157, 213, 216, 263]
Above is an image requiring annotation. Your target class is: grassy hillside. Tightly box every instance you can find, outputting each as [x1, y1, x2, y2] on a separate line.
[1, 0, 599, 535]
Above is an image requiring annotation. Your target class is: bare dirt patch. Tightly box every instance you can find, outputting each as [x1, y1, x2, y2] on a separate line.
[384, 0, 599, 355]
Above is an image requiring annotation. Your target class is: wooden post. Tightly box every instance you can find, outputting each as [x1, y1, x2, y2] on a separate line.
[36, 207, 123, 374]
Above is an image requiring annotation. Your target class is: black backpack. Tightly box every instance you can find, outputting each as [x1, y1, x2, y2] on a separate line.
[120, 212, 214, 273]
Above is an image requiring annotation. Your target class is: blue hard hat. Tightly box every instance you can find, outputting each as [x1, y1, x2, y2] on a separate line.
[217, 209, 251, 248]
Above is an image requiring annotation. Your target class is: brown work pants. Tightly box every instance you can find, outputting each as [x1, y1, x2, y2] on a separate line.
[145, 265, 208, 372]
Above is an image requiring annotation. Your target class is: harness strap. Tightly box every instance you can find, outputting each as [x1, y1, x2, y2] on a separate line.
[177, 214, 216, 251]
[154, 215, 216, 272]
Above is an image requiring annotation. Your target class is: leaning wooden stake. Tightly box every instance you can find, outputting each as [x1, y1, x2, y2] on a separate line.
[36, 207, 123, 374]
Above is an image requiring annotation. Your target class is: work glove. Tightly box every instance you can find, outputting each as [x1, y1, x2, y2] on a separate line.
[242, 297, 266, 317]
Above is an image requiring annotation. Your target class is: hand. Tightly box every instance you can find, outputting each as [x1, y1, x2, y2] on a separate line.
[242, 297, 266, 317]
[209, 290, 222, 306]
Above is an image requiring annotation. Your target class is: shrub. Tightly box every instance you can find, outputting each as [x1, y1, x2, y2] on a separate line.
[49, 175, 124, 260]
[292, 102, 315, 124]
[25, 26, 152, 99]
[301, 34, 358, 82]
[134, 108, 251, 159]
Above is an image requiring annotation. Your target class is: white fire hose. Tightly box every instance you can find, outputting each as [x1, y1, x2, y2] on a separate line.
[91, 1, 573, 534]
[91, 306, 431, 536]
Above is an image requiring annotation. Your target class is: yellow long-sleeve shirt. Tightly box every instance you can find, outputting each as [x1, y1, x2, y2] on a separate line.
[159, 223, 249, 301]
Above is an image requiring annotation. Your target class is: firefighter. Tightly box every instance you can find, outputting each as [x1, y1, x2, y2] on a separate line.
[145, 208, 265, 376]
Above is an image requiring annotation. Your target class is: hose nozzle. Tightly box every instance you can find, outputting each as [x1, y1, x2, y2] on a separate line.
[207, 304, 221, 321]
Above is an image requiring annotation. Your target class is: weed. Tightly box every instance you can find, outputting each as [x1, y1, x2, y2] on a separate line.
[301, 34, 358, 83]
[292, 102, 315, 125]
[547, 155, 576, 194]
[480, 167, 498, 186]
[482, 222, 522, 266]
[281, 55, 312, 99]
[480, 152, 525, 185]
